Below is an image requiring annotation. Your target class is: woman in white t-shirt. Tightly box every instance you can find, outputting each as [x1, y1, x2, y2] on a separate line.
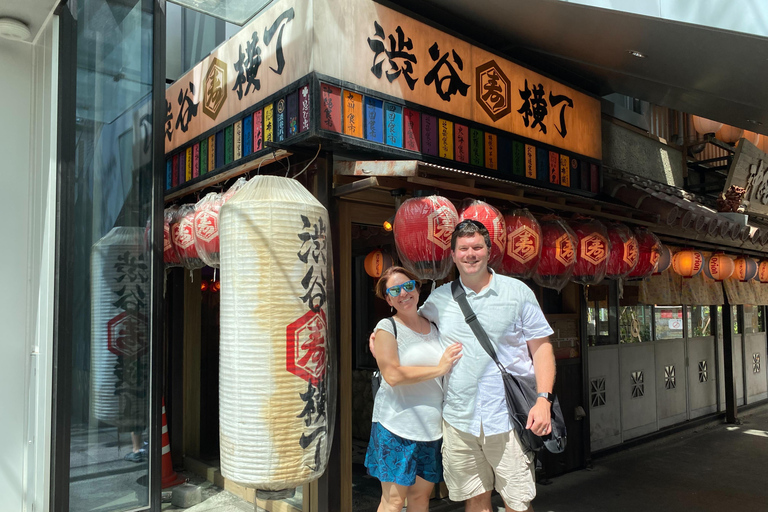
[365, 266, 463, 512]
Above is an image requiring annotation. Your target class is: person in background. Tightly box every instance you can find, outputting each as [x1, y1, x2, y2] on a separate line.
[366, 266, 463, 512]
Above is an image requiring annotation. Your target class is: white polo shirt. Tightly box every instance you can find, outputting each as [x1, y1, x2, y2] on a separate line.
[420, 271, 553, 437]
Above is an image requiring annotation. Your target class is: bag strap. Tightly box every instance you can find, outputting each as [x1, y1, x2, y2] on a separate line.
[450, 280, 506, 375]
[387, 316, 397, 338]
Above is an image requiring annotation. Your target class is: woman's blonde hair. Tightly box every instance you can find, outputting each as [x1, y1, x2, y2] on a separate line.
[374, 266, 420, 300]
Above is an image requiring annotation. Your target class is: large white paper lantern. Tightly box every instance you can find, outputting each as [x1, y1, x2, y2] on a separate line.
[219, 175, 335, 497]
[90, 227, 150, 428]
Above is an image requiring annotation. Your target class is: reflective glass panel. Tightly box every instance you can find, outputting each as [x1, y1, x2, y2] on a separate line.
[743, 305, 764, 334]
[687, 306, 713, 337]
[66, 0, 155, 510]
[620, 305, 652, 343]
[654, 306, 683, 340]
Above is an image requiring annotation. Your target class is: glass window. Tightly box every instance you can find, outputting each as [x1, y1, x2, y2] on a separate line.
[654, 306, 684, 340]
[687, 306, 713, 337]
[743, 305, 764, 334]
[733, 306, 741, 334]
[620, 305, 652, 343]
[587, 285, 611, 346]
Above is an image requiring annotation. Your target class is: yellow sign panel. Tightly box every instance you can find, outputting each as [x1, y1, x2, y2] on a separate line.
[264, 103, 275, 143]
[343, 91, 364, 138]
[439, 119, 454, 160]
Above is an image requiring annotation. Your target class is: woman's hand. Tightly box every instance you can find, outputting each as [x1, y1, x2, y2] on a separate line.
[437, 343, 463, 375]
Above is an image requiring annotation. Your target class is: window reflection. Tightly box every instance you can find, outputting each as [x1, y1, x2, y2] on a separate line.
[587, 285, 610, 346]
[743, 305, 764, 334]
[687, 306, 712, 337]
[619, 306, 652, 343]
[654, 306, 683, 340]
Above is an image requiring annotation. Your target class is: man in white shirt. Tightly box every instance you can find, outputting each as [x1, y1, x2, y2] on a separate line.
[419, 219, 556, 512]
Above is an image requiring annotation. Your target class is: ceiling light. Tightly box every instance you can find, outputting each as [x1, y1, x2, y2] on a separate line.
[627, 50, 646, 58]
[0, 18, 31, 41]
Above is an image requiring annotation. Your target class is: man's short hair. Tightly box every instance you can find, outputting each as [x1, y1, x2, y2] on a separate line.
[451, 219, 491, 250]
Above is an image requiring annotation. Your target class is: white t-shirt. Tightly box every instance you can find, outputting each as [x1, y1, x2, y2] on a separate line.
[420, 270, 554, 437]
[371, 318, 444, 441]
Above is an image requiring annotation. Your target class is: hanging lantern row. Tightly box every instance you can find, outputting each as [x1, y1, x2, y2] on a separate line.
[670, 249, 766, 283]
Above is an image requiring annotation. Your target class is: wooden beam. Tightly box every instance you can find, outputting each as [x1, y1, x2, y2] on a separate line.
[333, 159, 419, 176]
[164, 150, 291, 203]
[333, 177, 379, 197]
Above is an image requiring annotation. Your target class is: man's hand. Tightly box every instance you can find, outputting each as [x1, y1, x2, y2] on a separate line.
[525, 397, 552, 437]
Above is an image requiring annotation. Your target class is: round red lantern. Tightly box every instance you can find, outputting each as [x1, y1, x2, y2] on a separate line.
[501, 209, 541, 279]
[394, 194, 458, 280]
[705, 253, 735, 281]
[194, 192, 223, 268]
[672, 249, 704, 278]
[628, 228, 661, 279]
[364, 249, 394, 278]
[606, 222, 638, 279]
[733, 256, 758, 282]
[654, 244, 672, 275]
[459, 200, 506, 270]
[758, 261, 768, 283]
[569, 217, 610, 285]
[533, 215, 577, 291]
[164, 206, 181, 266]
[174, 203, 205, 269]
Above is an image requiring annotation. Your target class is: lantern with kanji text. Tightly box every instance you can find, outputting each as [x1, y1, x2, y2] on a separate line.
[758, 260, 768, 283]
[628, 228, 661, 279]
[394, 194, 458, 280]
[459, 200, 506, 270]
[533, 215, 577, 291]
[704, 253, 735, 281]
[364, 249, 394, 278]
[672, 249, 704, 278]
[569, 216, 610, 285]
[733, 257, 758, 282]
[606, 222, 638, 279]
[501, 209, 541, 279]
[174, 203, 205, 269]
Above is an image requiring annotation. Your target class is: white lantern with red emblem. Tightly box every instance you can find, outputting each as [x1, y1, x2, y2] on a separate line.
[606, 222, 638, 279]
[501, 209, 541, 279]
[733, 257, 758, 282]
[628, 228, 661, 279]
[570, 217, 610, 285]
[394, 194, 458, 280]
[219, 175, 334, 497]
[173, 203, 205, 269]
[194, 192, 223, 267]
[533, 215, 577, 291]
[164, 206, 182, 266]
[459, 200, 506, 270]
[90, 227, 149, 428]
[758, 260, 768, 283]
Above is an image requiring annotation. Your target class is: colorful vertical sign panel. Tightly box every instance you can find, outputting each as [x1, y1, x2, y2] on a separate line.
[569, 157, 579, 189]
[590, 163, 600, 193]
[166, 159, 172, 189]
[404, 108, 420, 152]
[208, 135, 215, 172]
[470, 128, 484, 167]
[276, 98, 286, 142]
[559, 154, 570, 187]
[512, 141, 524, 176]
[455, 124, 469, 164]
[385, 103, 403, 148]
[343, 90, 364, 138]
[320, 83, 341, 133]
[215, 130, 225, 169]
[185, 147, 192, 181]
[172, 154, 179, 187]
[299, 85, 310, 133]
[264, 104, 274, 143]
[548, 151, 559, 184]
[365, 97, 384, 144]
[498, 137, 512, 174]
[253, 109, 263, 152]
[225, 125, 234, 165]
[193, 143, 200, 179]
[439, 119, 454, 160]
[234, 120, 243, 161]
[287, 91, 298, 137]
[525, 144, 536, 179]
[536, 148, 548, 182]
[243, 114, 253, 157]
[422, 114, 437, 156]
[200, 138, 208, 175]
[484, 133, 497, 170]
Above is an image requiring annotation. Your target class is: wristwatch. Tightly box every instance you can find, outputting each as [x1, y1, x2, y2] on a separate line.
[537, 392, 555, 403]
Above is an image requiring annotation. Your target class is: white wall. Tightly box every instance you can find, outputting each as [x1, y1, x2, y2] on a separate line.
[0, 17, 57, 512]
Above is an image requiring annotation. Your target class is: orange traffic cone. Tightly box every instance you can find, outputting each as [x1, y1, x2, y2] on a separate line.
[161, 398, 186, 488]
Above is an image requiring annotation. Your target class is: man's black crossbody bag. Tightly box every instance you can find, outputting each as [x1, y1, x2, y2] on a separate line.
[451, 280, 567, 454]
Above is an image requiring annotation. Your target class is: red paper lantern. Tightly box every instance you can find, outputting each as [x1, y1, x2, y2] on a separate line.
[628, 228, 661, 279]
[173, 204, 205, 269]
[706, 253, 735, 281]
[672, 249, 704, 278]
[534, 215, 577, 291]
[606, 223, 638, 279]
[733, 257, 758, 282]
[569, 217, 610, 285]
[394, 195, 458, 280]
[758, 261, 768, 283]
[364, 249, 394, 278]
[459, 200, 506, 270]
[502, 209, 541, 279]
[654, 244, 672, 275]
[194, 192, 223, 267]
[164, 207, 181, 265]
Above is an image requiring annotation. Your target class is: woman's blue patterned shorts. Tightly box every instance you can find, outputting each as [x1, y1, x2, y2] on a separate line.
[364, 422, 443, 486]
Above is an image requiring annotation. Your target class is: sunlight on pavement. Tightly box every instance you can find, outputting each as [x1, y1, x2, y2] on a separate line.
[743, 429, 768, 438]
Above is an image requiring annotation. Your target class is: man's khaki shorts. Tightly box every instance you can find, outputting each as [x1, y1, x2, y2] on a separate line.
[442, 421, 535, 511]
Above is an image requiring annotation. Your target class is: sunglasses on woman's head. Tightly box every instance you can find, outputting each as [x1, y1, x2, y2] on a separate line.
[386, 280, 417, 297]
